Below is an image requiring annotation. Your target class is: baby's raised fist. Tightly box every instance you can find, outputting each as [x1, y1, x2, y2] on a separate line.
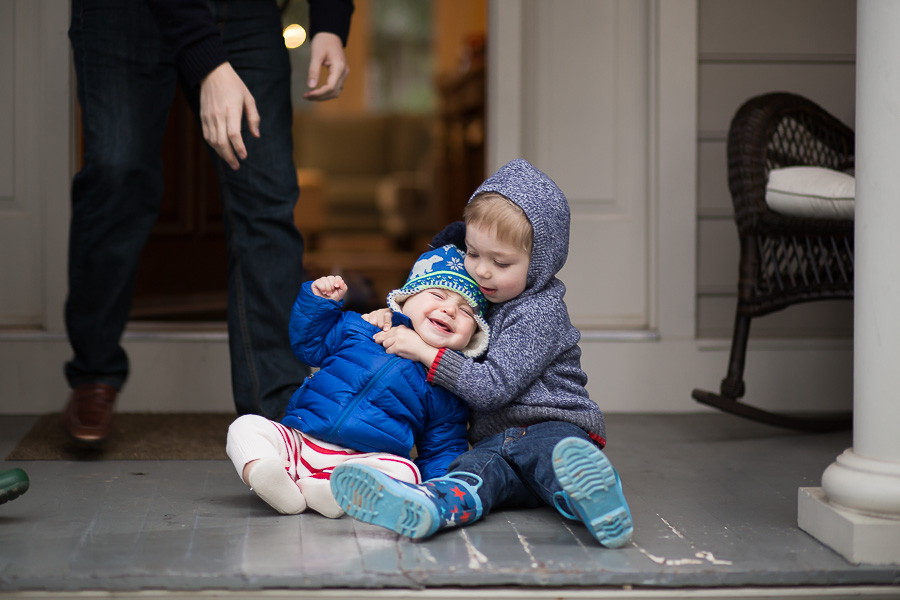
[311, 275, 347, 301]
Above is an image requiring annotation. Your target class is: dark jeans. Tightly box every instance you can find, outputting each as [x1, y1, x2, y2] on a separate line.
[66, 0, 308, 419]
[448, 421, 598, 516]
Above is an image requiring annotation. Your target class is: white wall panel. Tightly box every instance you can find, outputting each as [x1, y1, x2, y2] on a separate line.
[508, 0, 651, 330]
[521, 1, 617, 203]
[0, 1, 43, 325]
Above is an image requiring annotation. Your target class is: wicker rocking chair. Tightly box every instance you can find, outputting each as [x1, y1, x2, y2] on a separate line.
[691, 92, 854, 432]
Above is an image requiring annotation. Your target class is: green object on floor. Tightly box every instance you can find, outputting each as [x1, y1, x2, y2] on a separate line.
[0, 467, 29, 505]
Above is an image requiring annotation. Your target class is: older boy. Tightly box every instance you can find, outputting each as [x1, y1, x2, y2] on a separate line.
[330, 159, 633, 548]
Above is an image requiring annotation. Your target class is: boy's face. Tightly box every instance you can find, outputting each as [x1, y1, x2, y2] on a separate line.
[464, 223, 530, 303]
[402, 288, 478, 351]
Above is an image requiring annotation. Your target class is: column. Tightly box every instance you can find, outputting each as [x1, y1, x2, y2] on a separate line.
[797, 0, 900, 565]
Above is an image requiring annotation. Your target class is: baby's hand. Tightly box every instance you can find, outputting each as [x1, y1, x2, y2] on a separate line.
[311, 275, 347, 301]
[361, 307, 393, 330]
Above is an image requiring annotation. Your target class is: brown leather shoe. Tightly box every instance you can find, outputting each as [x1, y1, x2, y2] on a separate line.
[63, 383, 118, 444]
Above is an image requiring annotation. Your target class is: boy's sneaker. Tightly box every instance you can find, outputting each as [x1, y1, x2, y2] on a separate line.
[552, 437, 633, 548]
[0, 468, 30, 505]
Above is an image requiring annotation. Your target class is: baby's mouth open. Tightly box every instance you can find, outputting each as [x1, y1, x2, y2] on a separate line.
[429, 318, 451, 333]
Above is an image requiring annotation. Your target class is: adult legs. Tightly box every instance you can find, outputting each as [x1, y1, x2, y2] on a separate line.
[66, 0, 177, 390]
[185, 0, 309, 420]
[64, 0, 177, 440]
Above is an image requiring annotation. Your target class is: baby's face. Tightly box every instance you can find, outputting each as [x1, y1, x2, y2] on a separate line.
[402, 288, 477, 351]
[464, 223, 530, 303]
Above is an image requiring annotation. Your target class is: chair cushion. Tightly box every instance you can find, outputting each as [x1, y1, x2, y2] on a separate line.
[765, 166, 855, 220]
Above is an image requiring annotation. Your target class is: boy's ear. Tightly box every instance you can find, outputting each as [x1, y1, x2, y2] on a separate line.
[429, 221, 466, 252]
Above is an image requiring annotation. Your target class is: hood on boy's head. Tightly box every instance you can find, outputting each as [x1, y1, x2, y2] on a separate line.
[470, 159, 570, 295]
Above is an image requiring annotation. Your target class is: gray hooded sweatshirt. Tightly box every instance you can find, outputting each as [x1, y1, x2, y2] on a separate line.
[431, 159, 607, 446]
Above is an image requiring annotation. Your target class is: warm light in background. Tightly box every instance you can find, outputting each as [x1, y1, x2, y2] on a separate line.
[283, 24, 307, 49]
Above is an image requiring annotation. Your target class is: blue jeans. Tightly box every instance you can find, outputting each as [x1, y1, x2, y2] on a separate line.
[447, 421, 598, 516]
[66, 0, 308, 419]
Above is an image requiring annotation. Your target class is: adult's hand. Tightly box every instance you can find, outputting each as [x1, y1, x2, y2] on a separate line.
[200, 62, 261, 170]
[303, 32, 350, 101]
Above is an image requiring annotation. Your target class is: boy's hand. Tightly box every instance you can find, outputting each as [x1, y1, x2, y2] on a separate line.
[361, 307, 393, 330]
[311, 275, 347, 301]
[375, 325, 439, 367]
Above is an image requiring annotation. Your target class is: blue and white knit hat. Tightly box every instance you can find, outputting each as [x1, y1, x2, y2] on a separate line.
[387, 245, 491, 358]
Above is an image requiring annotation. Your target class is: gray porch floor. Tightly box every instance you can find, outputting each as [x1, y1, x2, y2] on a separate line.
[1, 413, 899, 598]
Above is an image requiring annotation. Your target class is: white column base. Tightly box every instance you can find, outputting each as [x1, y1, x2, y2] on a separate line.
[798, 487, 900, 565]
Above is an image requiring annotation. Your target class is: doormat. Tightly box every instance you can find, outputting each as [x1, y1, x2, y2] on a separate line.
[6, 413, 237, 461]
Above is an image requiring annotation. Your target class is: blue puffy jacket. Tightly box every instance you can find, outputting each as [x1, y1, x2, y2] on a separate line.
[281, 282, 470, 480]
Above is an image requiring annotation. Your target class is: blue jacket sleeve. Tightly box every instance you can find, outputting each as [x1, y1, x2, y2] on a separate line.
[413, 388, 470, 481]
[289, 281, 345, 368]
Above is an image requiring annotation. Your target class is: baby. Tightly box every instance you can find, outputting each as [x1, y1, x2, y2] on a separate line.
[226, 245, 489, 517]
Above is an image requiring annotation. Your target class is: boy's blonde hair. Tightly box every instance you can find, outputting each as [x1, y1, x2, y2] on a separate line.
[463, 192, 533, 255]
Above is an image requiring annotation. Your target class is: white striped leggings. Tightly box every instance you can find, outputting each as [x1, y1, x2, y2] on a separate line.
[226, 414, 421, 516]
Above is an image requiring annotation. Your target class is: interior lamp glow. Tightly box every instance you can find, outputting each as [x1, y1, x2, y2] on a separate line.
[283, 24, 307, 49]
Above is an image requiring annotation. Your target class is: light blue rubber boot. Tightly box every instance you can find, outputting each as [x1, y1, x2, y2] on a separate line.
[330, 464, 483, 539]
[552, 437, 633, 548]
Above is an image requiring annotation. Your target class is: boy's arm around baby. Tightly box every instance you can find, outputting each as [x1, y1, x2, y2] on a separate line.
[432, 291, 585, 412]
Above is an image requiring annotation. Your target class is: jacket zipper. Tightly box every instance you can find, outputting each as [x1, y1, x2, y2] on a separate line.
[326, 356, 399, 439]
